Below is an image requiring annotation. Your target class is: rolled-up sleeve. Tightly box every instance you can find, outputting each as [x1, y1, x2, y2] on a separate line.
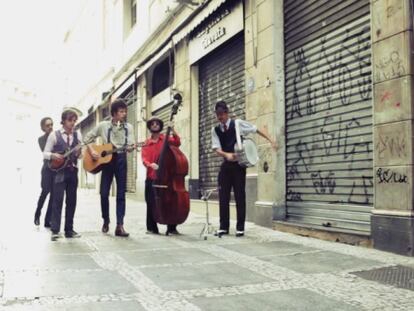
[238, 120, 257, 136]
[141, 145, 151, 168]
[43, 132, 56, 160]
[211, 127, 221, 150]
[83, 124, 99, 144]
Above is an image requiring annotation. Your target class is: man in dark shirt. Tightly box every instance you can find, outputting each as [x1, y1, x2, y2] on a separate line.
[34, 117, 54, 227]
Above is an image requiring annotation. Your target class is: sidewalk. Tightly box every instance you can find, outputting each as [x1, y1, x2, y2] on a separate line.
[1, 190, 414, 310]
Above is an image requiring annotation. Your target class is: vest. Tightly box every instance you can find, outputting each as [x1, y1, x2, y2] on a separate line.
[215, 119, 236, 153]
[52, 130, 79, 166]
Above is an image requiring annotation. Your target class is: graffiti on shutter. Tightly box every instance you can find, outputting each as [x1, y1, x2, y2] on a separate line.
[284, 0, 373, 233]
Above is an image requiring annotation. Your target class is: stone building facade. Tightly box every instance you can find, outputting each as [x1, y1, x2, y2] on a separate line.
[68, 0, 414, 256]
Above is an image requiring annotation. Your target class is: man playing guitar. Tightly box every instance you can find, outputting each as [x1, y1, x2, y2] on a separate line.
[212, 101, 277, 237]
[43, 109, 82, 241]
[83, 99, 135, 237]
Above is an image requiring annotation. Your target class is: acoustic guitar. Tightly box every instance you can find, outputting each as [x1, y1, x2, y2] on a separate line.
[48, 144, 84, 172]
[83, 143, 145, 174]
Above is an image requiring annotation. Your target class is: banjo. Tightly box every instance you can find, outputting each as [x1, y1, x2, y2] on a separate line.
[234, 119, 259, 167]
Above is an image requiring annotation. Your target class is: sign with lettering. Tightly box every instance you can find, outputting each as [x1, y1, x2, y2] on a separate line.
[189, 2, 243, 64]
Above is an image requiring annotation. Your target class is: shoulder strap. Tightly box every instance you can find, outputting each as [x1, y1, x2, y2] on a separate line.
[124, 125, 128, 146]
[107, 126, 112, 143]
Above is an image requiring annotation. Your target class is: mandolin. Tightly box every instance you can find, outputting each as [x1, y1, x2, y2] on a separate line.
[83, 142, 145, 174]
[48, 144, 84, 172]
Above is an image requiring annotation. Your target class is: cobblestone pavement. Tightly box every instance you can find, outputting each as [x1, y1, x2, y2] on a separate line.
[1, 189, 414, 310]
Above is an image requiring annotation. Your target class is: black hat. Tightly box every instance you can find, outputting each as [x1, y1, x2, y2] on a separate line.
[215, 100, 228, 113]
[146, 116, 164, 131]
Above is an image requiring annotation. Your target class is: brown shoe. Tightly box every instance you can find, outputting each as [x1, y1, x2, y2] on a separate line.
[102, 222, 109, 233]
[115, 225, 129, 237]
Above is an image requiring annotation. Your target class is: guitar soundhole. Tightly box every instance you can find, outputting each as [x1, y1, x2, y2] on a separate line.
[101, 151, 107, 157]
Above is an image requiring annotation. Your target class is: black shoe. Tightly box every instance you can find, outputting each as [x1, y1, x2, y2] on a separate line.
[34, 215, 40, 226]
[115, 225, 129, 237]
[235, 231, 244, 237]
[166, 229, 180, 236]
[214, 229, 229, 237]
[51, 232, 60, 241]
[65, 230, 81, 238]
[102, 222, 109, 233]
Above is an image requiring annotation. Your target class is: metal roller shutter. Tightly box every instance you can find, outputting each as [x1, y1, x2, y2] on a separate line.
[152, 102, 173, 126]
[80, 114, 96, 188]
[284, 0, 373, 234]
[124, 88, 137, 193]
[198, 33, 245, 195]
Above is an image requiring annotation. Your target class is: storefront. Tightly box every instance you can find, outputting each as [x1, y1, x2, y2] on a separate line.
[190, 0, 245, 197]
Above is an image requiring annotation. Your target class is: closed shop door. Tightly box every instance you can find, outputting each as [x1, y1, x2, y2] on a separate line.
[80, 114, 96, 188]
[124, 88, 137, 193]
[198, 33, 245, 194]
[284, 0, 373, 233]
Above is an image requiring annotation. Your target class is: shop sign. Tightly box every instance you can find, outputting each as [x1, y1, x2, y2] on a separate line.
[189, 2, 243, 64]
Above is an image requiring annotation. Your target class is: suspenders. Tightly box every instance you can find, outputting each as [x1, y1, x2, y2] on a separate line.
[107, 124, 128, 148]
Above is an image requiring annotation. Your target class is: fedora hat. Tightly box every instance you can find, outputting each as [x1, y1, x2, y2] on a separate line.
[146, 116, 164, 131]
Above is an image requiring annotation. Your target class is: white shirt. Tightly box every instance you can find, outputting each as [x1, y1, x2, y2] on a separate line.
[83, 120, 135, 149]
[43, 128, 83, 160]
[211, 118, 257, 150]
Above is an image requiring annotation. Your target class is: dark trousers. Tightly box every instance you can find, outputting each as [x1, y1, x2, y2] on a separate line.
[100, 153, 127, 225]
[51, 167, 78, 233]
[35, 164, 54, 225]
[145, 179, 176, 232]
[218, 161, 246, 232]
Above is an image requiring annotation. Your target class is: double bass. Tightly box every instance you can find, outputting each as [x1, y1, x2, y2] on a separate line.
[153, 93, 190, 225]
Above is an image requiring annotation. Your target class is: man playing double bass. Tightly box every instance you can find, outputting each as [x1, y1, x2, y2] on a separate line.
[141, 116, 181, 235]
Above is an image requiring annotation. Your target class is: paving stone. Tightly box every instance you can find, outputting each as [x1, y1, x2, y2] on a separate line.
[219, 241, 317, 257]
[3, 270, 136, 298]
[261, 251, 383, 274]
[119, 247, 222, 267]
[2, 300, 145, 311]
[141, 262, 271, 291]
[0, 254, 99, 271]
[191, 288, 358, 311]
[2, 192, 414, 310]
[86, 235, 176, 252]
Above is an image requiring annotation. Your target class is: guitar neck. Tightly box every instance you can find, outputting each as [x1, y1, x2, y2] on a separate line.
[111, 142, 145, 154]
[63, 144, 82, 158]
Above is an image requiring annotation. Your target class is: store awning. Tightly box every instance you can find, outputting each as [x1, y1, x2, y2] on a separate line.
[172, 0, 227, 44]
[109, 0, 228, 103]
